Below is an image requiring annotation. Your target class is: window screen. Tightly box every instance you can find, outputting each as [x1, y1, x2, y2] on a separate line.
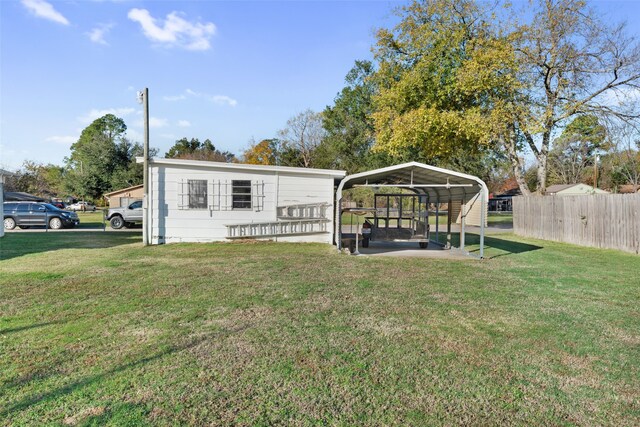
[188, 179, 208, 209]
[232, 180, 252, 209]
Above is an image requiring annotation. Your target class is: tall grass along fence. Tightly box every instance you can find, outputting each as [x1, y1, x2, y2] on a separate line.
[513, 194, 640, 254]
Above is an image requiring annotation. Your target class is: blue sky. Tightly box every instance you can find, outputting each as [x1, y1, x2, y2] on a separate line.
[1, 0, 639, 171]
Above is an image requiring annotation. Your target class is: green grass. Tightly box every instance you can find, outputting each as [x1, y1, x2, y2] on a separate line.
[75, 210, 107, 229]
[1, 232, 638, 425]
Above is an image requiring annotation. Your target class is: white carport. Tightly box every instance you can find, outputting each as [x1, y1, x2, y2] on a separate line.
[335, 162, 489, 258]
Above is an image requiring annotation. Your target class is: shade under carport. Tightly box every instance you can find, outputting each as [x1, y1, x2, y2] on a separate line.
[335, 162, 489, 258]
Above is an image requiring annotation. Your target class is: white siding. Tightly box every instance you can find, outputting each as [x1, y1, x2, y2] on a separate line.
[148, 164, 337, 244]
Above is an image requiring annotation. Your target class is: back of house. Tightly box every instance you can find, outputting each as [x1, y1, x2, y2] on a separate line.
[143, 158, 345, 244]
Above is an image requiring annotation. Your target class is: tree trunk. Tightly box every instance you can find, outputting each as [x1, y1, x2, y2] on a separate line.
[504, 135, 531, 196]
[536, 157, 547, 194]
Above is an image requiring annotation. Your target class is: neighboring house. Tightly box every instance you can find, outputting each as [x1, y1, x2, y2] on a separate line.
[546, 183, 609, 195]
[140, 158, 346, 244]
[489, 187, 521, 212]
[104, 184, 143, 208]
[0, 169, 16, 238]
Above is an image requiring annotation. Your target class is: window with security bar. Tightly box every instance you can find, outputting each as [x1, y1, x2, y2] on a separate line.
[188, 179, 208, 209]
[232, 180, 252, 209]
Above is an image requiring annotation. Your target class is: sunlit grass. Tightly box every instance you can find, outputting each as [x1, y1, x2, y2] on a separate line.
[1, 232, 637, 425]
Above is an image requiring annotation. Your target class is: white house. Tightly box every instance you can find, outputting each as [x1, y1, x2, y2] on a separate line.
[140, 158, 346, 244]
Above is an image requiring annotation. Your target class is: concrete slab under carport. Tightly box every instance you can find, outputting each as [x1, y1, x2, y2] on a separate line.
[353, 241, 472, 259]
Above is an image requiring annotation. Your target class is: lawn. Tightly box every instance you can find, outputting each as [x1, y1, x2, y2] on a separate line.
[1, 232, 638, 425]
[75, 210, 107, 229]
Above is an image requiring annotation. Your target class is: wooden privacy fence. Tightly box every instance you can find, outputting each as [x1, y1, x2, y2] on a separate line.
[513, 194, 640, 254]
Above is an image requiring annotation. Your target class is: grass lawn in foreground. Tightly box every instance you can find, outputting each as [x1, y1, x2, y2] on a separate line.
[0, 232, 638, 425]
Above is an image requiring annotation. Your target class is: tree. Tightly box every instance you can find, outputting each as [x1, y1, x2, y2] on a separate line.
[608, 122, 640, 191]
[320, 60, 383, 173]
[165, 138, 236, 162]
[505, 0, 640, 194]
[242, 139, 278, 165]
[368, 0, 640, 195]
[65, 114, 128, 200]
[278, 109, 325, 168]
[548, 115, 607, 184]
[370, 0, 517, 167]
[4, 161, 65, 197]
[109, 139, 157, 190]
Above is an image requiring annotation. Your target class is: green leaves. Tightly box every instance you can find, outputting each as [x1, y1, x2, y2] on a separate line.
[370, 0, 517, 164]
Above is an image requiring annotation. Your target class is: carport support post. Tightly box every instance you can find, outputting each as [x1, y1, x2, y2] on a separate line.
[460, 200, 466, 251]
[435, 197, 439, 242]
[446, 198, 452, 249]
[479, 190, 486, 259]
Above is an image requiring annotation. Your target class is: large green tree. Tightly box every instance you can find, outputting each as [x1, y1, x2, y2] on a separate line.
[65, 114, 128, 200]
[319, 60, 386, 173]
[371, 0, 517, 166]
[548, 115, 607, 185]
[369, 0, 640, 194]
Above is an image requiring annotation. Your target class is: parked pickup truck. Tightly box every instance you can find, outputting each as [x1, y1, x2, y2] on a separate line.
[106, 200, 142, 229]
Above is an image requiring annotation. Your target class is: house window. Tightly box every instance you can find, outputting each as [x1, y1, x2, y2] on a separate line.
[188, 179, 207, 209]
[232, 180, 252, 209]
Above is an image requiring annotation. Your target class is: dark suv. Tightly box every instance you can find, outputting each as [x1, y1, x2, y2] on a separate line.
[3, 202, 80, 230]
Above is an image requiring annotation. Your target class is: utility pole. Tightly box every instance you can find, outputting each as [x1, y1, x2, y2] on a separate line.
[142, 88, 150, 246]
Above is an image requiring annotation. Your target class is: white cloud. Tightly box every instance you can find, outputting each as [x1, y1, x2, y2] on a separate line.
[127, 8, 216, 51]
[21, 0, 69, 25]
[45, 135, 77, 145]
[163, 94, 187, 101]
[211, 95, 238, 107]
[149, 117, 168, 128]
[78, 107, 136, 124]
[134, 117, 168, 128]
[87, 23, 115, 45]
[181, 88, 238, 107]
[177, 120, 191, 127]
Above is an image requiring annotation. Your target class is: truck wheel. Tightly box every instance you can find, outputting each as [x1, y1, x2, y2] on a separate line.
[110, 216, 124, 229]
[362, 237, 370, 248]
[348, 240, 357, 254]
[419, 242, 428, 249]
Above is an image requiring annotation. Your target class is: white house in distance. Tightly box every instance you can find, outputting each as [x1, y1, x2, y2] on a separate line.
[546, 183, 609, 195]
[139, 158, 346, 245]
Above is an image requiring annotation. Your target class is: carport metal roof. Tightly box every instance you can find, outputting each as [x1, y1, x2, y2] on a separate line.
[335, 162, 489, 258]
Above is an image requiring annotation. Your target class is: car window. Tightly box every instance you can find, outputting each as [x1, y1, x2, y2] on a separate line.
[30, 204, 47, 212]
[130, 201, 142, 209]
[17, 204, 30, 212]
